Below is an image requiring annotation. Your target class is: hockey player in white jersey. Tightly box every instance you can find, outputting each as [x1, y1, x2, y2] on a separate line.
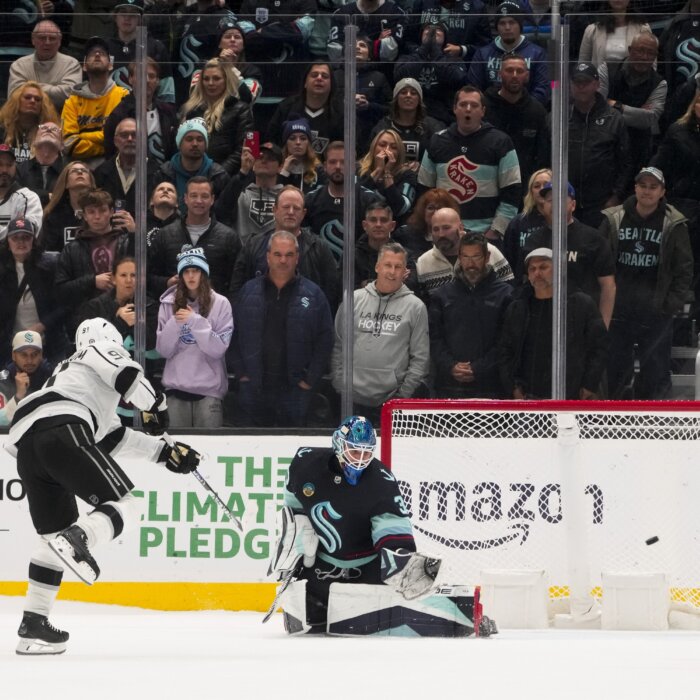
[8, 318, 201, 656]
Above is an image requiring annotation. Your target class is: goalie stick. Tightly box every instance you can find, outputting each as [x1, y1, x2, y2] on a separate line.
[162, 433, 243, 532]
[262, 566, 297, 624]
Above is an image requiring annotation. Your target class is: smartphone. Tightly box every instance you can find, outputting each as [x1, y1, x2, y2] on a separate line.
[244, 131, 260, 159]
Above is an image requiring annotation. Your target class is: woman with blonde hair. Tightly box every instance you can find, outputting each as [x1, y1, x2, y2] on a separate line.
[39, 161, 96, 252]
[181, 58, 253, 175]
[0, 82, 59, 162]
[357, 128, 417, 224]
[502, 168, 552, 279]
[278, 117, 322, 193]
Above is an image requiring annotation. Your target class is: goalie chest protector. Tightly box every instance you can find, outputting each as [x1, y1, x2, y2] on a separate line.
[285, 447, 415, 563]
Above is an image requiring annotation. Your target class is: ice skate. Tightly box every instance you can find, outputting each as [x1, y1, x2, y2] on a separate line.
[16, 611, 69, 655]
[49, 525, 100, 585]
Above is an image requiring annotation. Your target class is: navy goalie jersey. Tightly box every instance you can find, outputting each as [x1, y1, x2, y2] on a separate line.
[285, 447, 415, 568]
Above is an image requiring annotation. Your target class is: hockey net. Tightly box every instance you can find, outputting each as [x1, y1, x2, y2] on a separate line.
[380, 399, 700, 610]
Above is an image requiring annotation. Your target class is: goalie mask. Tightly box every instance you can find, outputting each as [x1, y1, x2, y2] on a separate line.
[332, 415, 376, 485]
[75, 318, 123, 351]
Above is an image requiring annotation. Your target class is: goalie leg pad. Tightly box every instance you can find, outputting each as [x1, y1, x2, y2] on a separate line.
[326, 583, 480, 637]
[279, 580, 311, 636]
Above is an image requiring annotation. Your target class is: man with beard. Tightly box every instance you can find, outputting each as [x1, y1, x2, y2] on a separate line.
[415, 207, 513, 301]
[483, 54, 550, 192]
[0, 330, 53, 426]
[428, 233, 513, 398]
[304, 142, 381, 260]
[60, 37, 129, 167]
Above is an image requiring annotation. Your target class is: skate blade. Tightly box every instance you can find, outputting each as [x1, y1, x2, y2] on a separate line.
[16, 638, 67, 655]
[49, 536, 97, 586]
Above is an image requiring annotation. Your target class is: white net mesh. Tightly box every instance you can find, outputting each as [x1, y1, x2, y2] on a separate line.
[382, 401, 700, 607]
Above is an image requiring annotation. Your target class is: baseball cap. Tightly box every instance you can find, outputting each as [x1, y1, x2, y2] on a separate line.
[12, 330, 42, 352]
[524, 247, 553, 264]
[6, 217, 37, 237]
[0, 144, 16, 160]
[84, 36, 110, 58]
[635, 166, 665, 186]
[259, 142, 284, 163]
[114, 0, 144, 12]
[571, 62, 599, 81]
[541, 181, 576, 198]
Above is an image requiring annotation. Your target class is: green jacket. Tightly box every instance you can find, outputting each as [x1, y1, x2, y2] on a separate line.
[600, 198, 693, 315]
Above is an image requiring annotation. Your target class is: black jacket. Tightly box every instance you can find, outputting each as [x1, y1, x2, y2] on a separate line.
[17, 156, 66, 206]
[185, 96, 254, 175]
[429, 267, 513, 397]
[55, 228, 134, 338]
[483, 86, 550, 191]
[103, 94, 179, 165]
[147, 215, 240, 298]
[0, 248, 66, 365]
[229, 228, 339, 310]
[93, 156, 160, 216]
[39, 197, 82, 253]
[567, 93, 633, 211]
[498, 285, 608, 399]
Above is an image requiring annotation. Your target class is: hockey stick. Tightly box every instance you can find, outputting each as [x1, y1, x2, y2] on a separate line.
[162, 433, 243, 532]
[262, 567, 297, 624]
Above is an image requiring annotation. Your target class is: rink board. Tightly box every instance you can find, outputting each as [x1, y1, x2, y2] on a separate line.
[2, 432, 699, 610]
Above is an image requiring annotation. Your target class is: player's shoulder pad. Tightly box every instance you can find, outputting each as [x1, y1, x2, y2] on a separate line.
[74, 341, 139, 372]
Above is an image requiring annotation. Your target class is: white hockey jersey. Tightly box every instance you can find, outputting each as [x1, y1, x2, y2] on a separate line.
[6, 341, 161, 455]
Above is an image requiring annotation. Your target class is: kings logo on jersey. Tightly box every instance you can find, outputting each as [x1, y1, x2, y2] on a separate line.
[446, 155, 478, 204]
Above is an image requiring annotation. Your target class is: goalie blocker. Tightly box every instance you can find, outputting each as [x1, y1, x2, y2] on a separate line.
[280, 580, 498, 638]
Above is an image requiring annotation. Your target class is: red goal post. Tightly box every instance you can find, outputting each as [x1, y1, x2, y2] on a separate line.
[380, 399, 700, 610]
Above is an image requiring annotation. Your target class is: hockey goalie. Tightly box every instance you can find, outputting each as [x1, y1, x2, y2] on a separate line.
[266, 415, 497, 638]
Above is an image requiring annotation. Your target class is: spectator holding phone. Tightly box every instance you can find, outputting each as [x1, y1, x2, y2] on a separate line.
[156, 247, 233, 428]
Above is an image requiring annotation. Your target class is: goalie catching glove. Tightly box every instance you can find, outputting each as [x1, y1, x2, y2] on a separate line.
[142, 392, 169, 436]
[158, 440, 201, 474]
[380, 548, 442, 600]
[268, 506, 319, 580]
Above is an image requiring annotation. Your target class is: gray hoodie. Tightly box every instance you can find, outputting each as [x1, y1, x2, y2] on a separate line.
[331, 281, 430, 406]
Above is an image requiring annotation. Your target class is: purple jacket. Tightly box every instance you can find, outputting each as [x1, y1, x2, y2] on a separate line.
[156, 287, 233, 399]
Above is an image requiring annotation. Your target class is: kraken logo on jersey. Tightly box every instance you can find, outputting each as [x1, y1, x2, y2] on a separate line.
[310, 501, 342, 553]
[446, 155, 478, 204]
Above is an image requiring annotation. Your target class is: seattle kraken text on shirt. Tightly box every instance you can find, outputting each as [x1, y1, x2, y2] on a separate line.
[617, 225, 662, 268]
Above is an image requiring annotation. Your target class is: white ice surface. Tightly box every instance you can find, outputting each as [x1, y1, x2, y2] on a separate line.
[1, 595, 700, 700]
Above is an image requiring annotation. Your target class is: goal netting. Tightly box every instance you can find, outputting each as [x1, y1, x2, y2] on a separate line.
[380, 399, 700, 610]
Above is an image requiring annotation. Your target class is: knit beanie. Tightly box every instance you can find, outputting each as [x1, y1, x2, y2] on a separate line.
[282, 116, 311, 144]
[177, 247, 210, 276]
[393, 77, 423, 100]
[496, 1, 523, 31]
[176, 118, 209, 149]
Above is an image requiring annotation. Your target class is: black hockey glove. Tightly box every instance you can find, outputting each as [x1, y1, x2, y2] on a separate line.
[142, 392, 169, 435]
[158, 441, 201, 474]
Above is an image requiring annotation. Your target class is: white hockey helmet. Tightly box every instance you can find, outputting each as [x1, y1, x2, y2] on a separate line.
[75, 318, 123, 351]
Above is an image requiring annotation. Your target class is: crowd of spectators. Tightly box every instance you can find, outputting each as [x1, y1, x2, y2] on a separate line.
[0, 0, 697, 428]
